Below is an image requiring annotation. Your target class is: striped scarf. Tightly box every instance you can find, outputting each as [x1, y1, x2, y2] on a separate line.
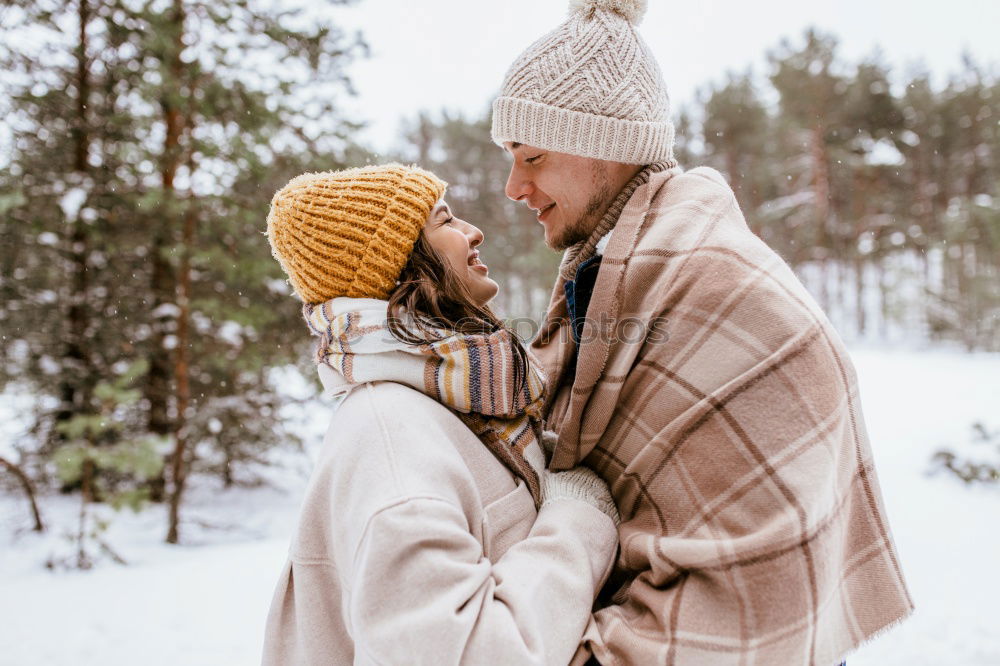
[304, 297, 547, 505]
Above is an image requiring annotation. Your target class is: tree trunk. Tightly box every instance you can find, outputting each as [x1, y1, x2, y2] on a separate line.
[222, 440, 235, 489]
[726, 149, 743, 210]
[166, 204, 195, 544]
[72, 0, 90, 174]
[56, 0, 94, 450]
[746, 163, 763, 238]
[957, 242, 974, 351]
[851, 171, 867, 337]
[163, 0, 192, 544]
[878, 255, 890, 340]
[145, 237, 174, 503]
[147, 0, 190, 505]
[0, 456, 45, 532]
[854, 257, 866, 336]
[810, 125, 831, 312]
[77, 456, 95, 569]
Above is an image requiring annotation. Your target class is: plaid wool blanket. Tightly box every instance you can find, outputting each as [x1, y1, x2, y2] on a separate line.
[304, 297, 547, 504]
[534, 167, 913, 665]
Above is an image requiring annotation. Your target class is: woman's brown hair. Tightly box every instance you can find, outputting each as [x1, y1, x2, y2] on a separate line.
[387, 233, 531, 394]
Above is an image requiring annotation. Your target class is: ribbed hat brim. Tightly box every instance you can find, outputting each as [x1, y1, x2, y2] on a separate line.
[492, 96, 675, 165]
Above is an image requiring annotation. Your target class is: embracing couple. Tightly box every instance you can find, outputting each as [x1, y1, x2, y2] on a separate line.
[261, 1, 912, 664]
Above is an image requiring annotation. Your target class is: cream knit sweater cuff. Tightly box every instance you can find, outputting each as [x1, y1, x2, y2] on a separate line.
[541, 468, 621, 526]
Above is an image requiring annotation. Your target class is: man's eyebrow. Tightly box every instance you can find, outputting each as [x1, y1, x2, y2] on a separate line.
[509, 142, 522, 150]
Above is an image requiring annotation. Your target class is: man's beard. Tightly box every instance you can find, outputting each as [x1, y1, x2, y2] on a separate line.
[549, 168, 615, 251]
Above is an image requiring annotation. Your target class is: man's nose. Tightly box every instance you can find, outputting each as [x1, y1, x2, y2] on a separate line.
[505, 164, 531, 202]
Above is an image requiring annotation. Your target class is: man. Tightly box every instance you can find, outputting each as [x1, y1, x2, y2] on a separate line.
[491, 1, 913, 664]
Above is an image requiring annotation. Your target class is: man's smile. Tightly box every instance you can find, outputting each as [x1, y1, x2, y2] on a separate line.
[536, 202, 556, 221]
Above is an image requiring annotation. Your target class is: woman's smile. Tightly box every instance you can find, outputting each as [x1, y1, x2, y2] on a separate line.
[468, 249, 488, 272]
[424, 200, 499, 305]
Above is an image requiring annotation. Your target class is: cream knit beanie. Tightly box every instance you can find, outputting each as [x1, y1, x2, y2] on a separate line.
[491, 0, 675, 165]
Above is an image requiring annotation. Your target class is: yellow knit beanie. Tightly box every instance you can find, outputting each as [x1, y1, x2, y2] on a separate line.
[265, 164, 447, 303]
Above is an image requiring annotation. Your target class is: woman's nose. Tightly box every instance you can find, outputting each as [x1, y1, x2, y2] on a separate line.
[468, 224, 484, 248]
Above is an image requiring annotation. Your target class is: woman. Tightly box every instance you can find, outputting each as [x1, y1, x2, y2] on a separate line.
[261, 164, 619, 665]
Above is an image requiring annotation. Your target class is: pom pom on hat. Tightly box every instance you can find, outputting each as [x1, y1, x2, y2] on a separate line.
[492, 0, 674, 164]
[569, 0, 648, 25]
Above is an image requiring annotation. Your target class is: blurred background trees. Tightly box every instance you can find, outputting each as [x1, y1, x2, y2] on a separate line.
[697, 30, 999, 351]
[399, 30, 997, 350]
[1, 7, 997, 551]
[1, 0, 365, 545]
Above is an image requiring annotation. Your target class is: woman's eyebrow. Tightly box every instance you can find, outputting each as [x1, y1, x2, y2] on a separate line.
[429, 205, 450, 225]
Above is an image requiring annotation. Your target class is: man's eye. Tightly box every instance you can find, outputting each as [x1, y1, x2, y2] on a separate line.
[526, 154, 543, 164]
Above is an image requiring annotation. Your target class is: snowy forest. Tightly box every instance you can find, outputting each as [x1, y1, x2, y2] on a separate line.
[1, 0, 998, 664]
[402, 35, 1000, 351]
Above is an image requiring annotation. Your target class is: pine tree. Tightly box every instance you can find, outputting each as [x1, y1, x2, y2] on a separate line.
[1, 0, 368, 544]
[839, 55, 905, 336]
[700, 70, 772, 236]
[768, 29, 849, 311]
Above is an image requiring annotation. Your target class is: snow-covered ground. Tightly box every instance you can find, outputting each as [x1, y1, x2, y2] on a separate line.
[843, 347, 1000, 666]
[1, 347, 998, 665]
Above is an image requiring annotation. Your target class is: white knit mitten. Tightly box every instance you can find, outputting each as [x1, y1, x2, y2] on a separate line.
[540, 467, 620, 526]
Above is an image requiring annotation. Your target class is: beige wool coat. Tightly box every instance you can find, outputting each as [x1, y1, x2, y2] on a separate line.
[535, 166, 913, 665]
[262, 364, 618, 666]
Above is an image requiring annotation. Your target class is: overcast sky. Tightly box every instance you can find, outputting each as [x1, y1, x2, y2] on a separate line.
[334, 0, 1000, 153]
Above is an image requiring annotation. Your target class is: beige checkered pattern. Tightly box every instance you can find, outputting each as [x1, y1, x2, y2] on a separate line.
[534, 167, 913, 665]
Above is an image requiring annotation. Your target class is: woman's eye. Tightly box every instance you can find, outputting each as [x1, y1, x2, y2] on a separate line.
[443, 217, 455, 225]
